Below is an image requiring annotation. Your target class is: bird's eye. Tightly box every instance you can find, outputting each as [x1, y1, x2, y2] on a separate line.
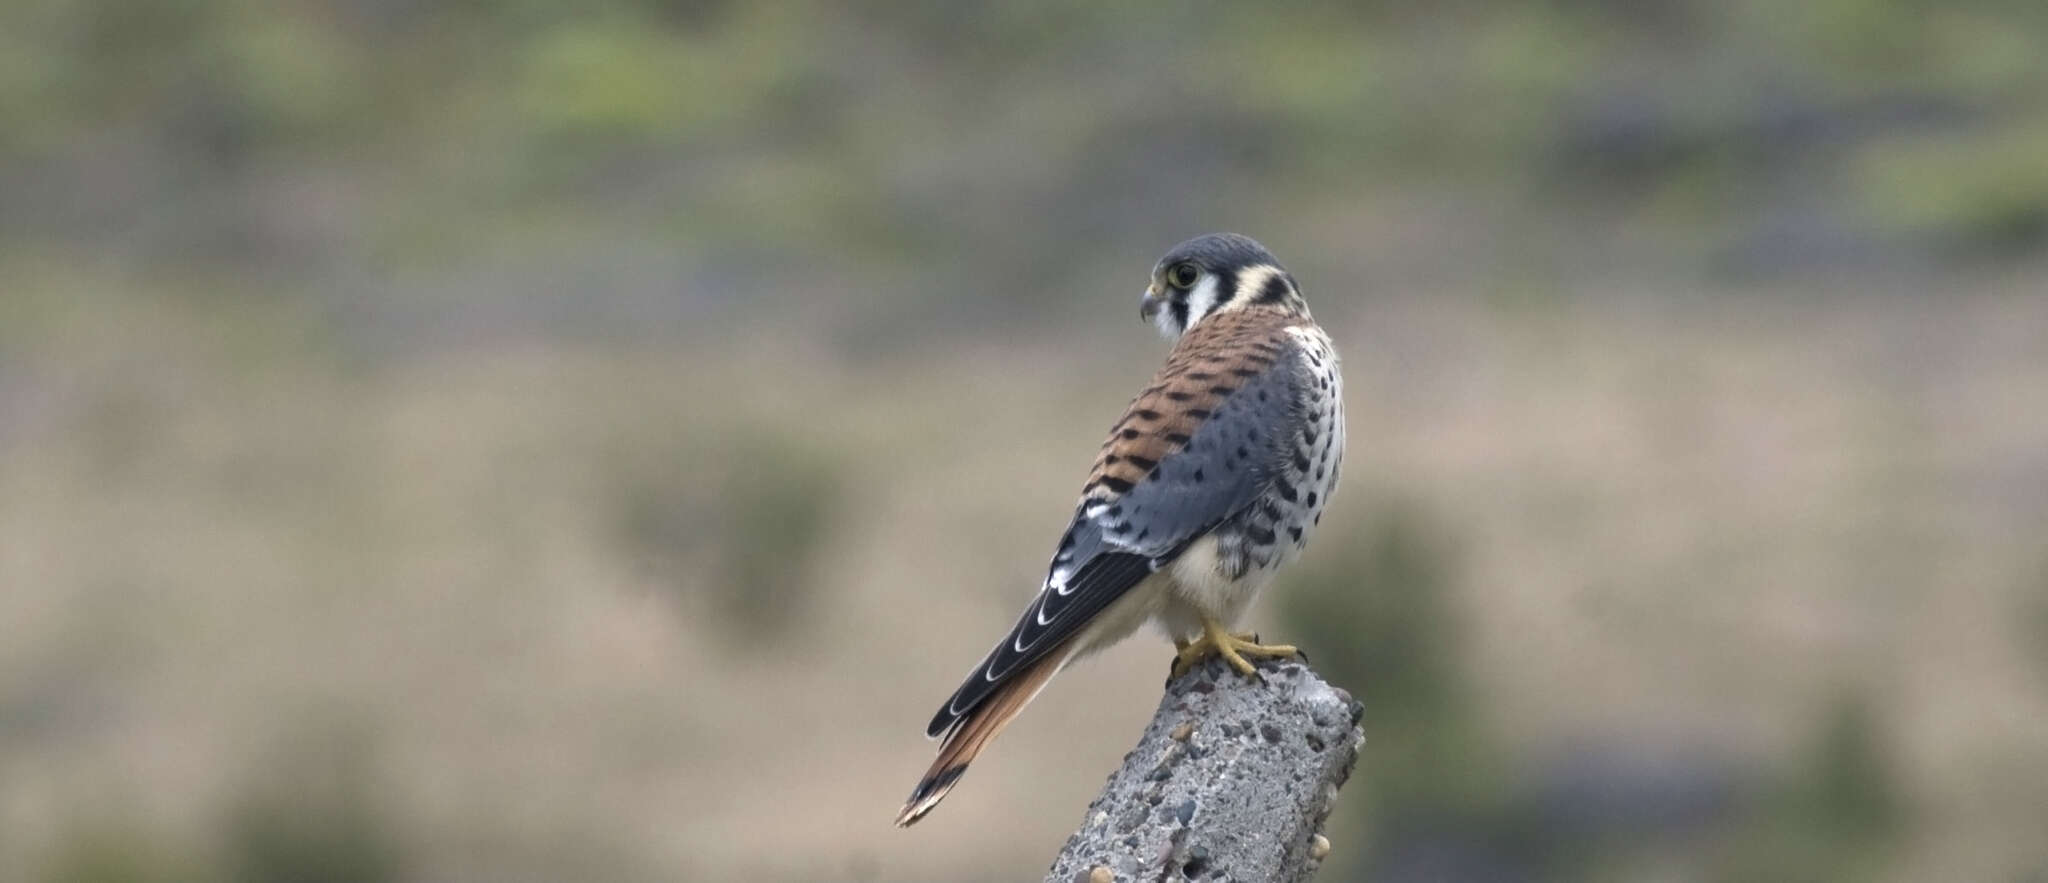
[1168, 263, 1200, 289]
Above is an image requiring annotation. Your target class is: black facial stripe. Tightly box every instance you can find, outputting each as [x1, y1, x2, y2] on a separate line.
[1169, 297, 1189, 329]
[1210, 269, 1238, 312]
[1256, 273, 1290, 304]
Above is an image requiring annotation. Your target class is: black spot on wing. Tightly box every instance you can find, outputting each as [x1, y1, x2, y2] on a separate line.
[925, 326, 1326, 740]
[1083, 341, 1307, 570]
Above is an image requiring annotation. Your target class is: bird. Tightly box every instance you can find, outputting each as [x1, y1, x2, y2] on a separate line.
[895, 233, 1346, 827]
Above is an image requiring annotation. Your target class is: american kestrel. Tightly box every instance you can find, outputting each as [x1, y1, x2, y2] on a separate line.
[896, 233, 1345, 827]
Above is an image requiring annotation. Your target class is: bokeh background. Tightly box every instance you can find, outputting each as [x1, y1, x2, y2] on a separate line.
[3, 2, 2047, 881]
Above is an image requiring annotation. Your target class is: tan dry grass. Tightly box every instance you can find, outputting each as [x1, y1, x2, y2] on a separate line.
[2, 274, 2046, 880]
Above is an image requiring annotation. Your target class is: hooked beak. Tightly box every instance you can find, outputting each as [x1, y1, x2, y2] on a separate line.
[1139, 284, 1163, 322]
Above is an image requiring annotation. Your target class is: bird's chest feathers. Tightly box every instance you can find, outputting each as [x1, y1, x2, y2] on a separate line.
[1169, 329, 1344, 605]
[1166, 534, 1257, 612]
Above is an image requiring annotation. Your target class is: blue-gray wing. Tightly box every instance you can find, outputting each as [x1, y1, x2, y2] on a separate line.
[926, 318, 1311, 737]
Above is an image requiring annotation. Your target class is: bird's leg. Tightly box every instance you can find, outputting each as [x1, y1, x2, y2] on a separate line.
[1166, 636, 1197, 681]
[1170, 616, 1298, 679]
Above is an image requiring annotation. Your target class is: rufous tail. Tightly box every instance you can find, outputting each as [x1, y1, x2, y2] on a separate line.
[894, 642, 1070, 826]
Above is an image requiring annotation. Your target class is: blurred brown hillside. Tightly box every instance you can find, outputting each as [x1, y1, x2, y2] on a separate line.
[2, 2, 2046, 881]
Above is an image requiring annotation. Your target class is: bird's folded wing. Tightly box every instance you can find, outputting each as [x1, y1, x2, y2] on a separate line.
[925, 327, 1310, 738]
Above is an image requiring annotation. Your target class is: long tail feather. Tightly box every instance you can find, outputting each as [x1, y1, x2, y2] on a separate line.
[895, 640, 1072, 826]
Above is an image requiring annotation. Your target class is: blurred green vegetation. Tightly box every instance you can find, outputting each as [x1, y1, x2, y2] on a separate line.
[1279, 501, 1513, 879]
[36, 727, 404, 883]
[1280, 499, 1500, 821]
[42, 824, 205, 883]
[1, 2, 2042, 880]
[1282, 505, 1912, 882]
[2, 0, 2043, 333]
[612, 429, 844, 645]
[221, 729, 403, 883]
[2024, 565, 2048, 687]
[1713, 695, 1905, 883]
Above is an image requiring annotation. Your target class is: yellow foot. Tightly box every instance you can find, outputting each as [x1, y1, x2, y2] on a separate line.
[1169, 620, 1299, 679]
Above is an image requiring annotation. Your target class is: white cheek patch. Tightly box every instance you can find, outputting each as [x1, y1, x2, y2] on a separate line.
[1151, 299, 1184, 339]
[1182, 273, 1222, 327]
[1235, 265, 1276, 304]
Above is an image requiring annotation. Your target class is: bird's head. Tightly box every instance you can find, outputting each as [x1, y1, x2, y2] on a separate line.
[1140, 233, 1307, 339]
